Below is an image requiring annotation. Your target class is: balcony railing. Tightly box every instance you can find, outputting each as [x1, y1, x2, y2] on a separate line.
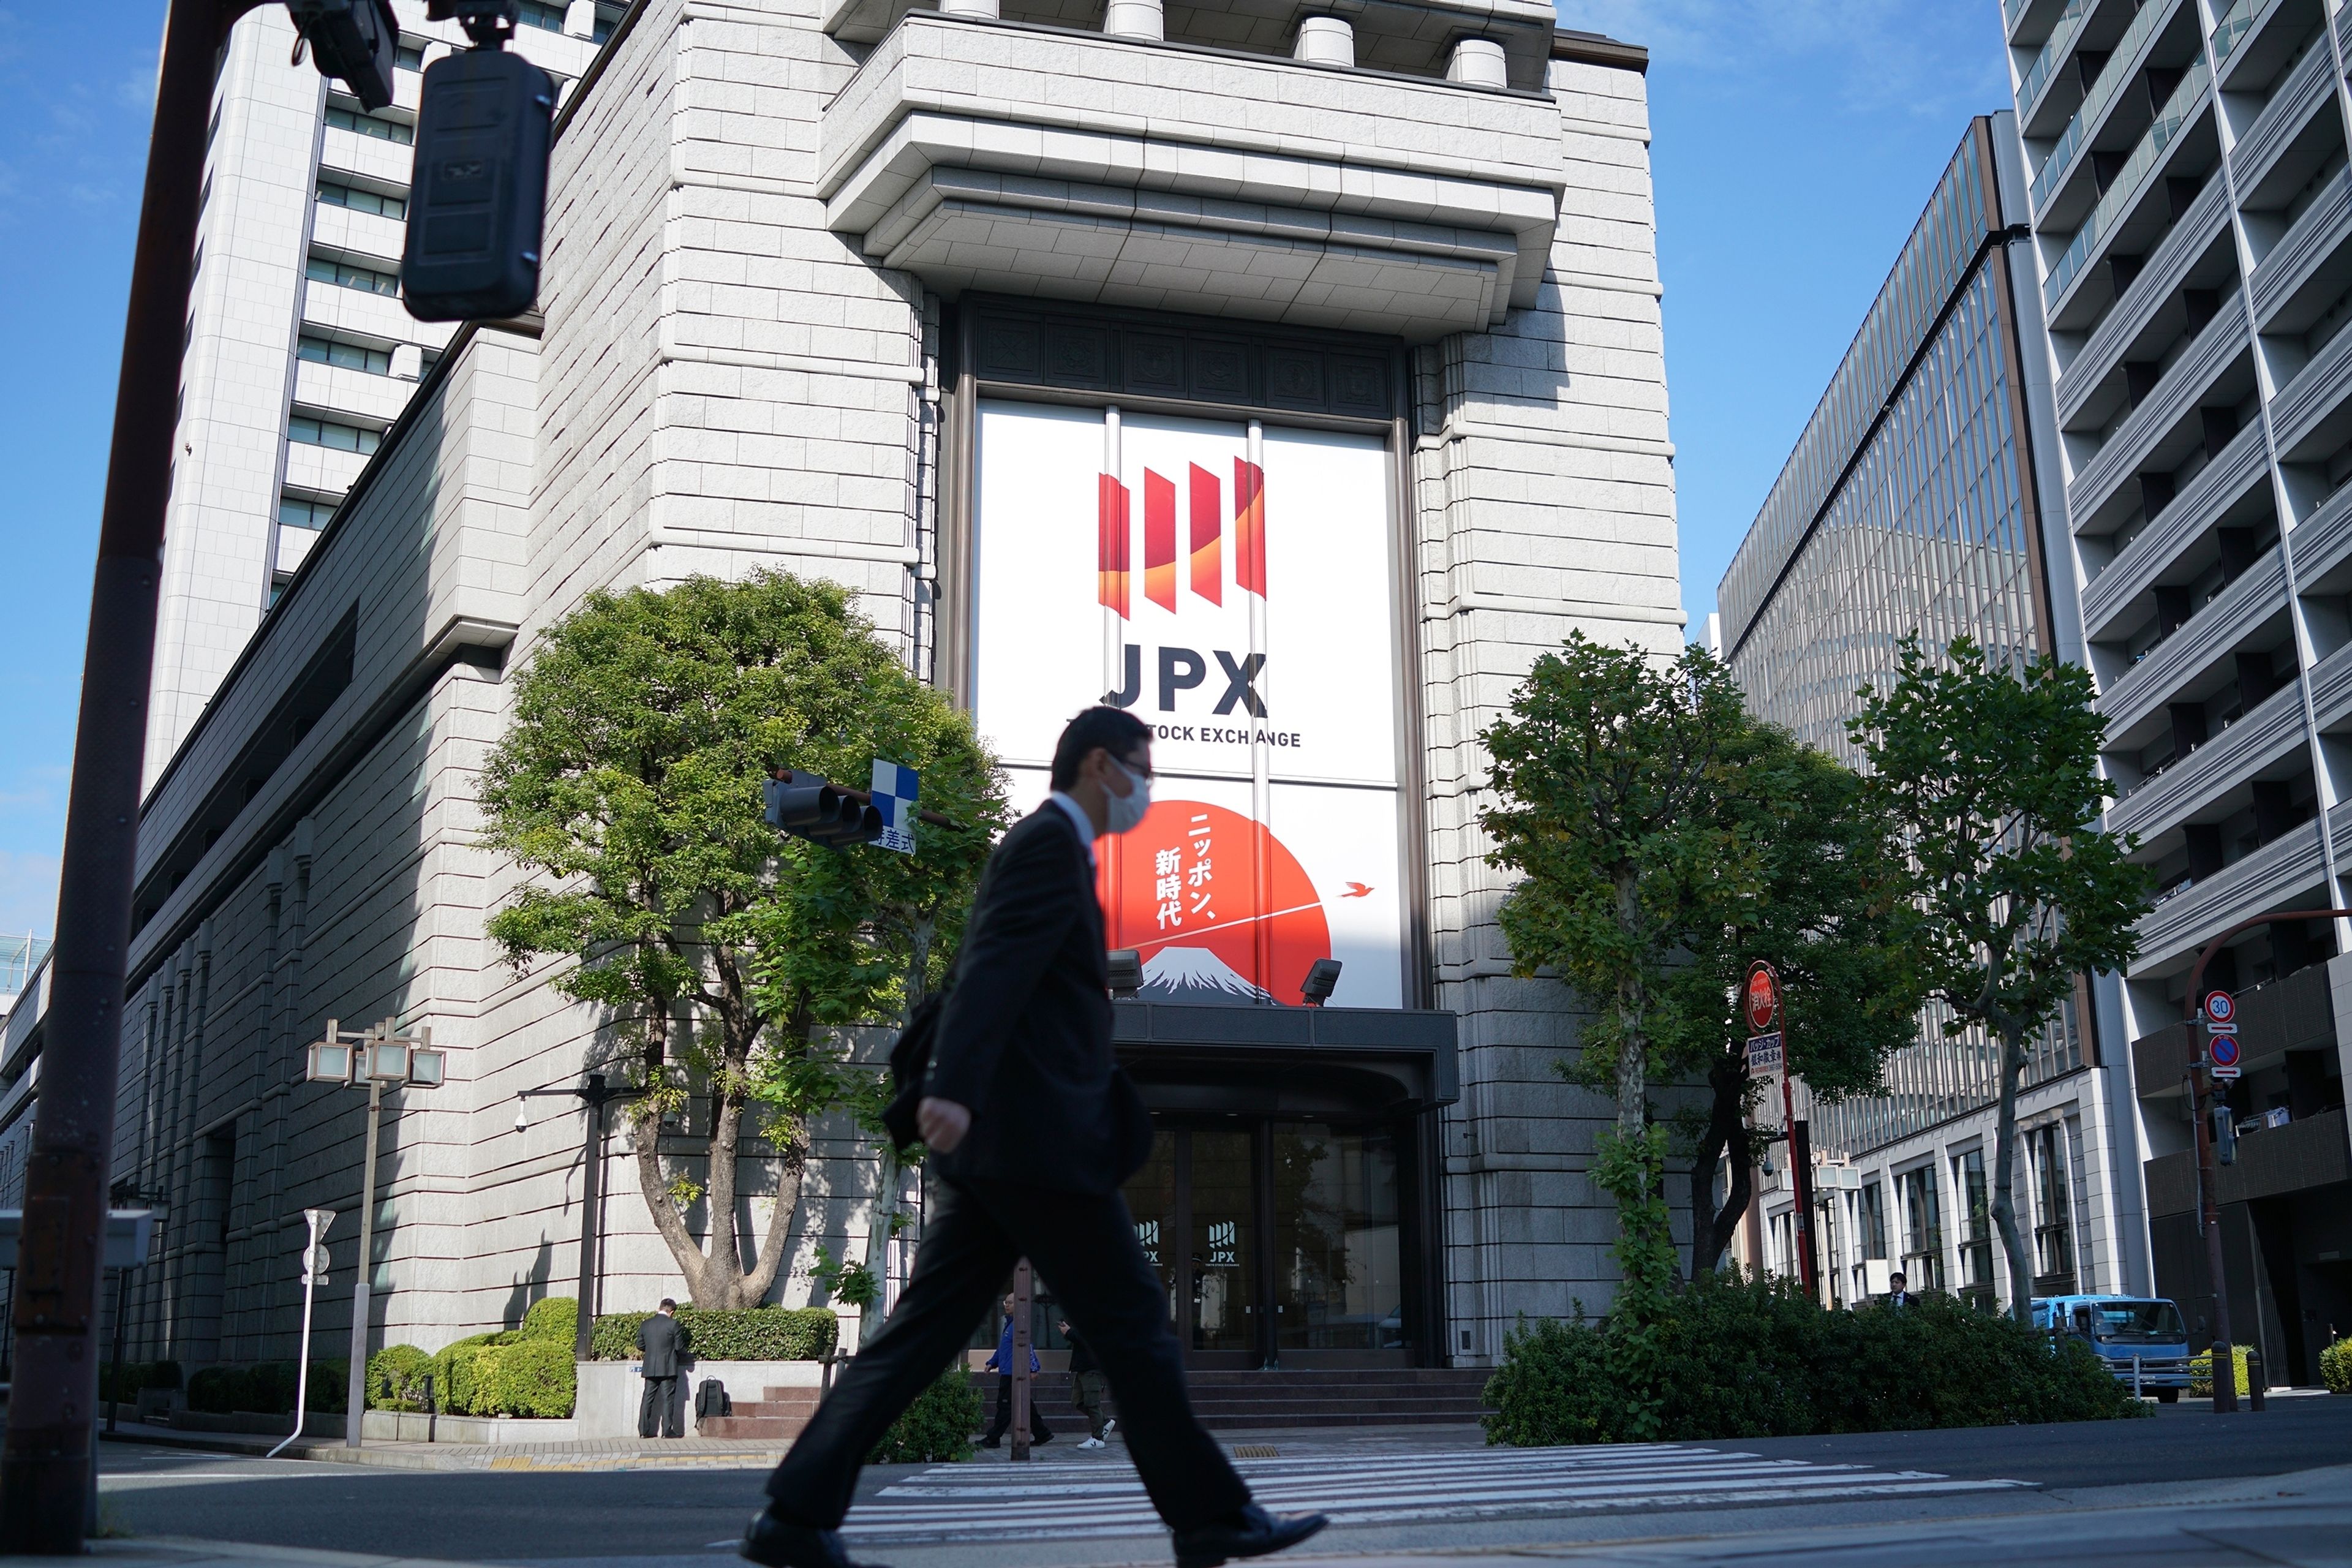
[2034, 0, 2180, 212]
[2018, 0, 2094, 122]
[2045, 55, 2211, 309]
[2209, 0, 2260, 66]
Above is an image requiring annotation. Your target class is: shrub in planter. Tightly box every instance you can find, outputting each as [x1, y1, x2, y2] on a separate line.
[186, 1366, 251, 1415]
[522, 1296, 580, 1343]
[590, 1305, 838, 1363]
[869, 1362, 982, 1464]
[1483, 1271, 2143, 1446]
[475, 1335, 576, 1418]
[2190, 1344, 2255, 1398]
[369, 1345, 437, 1412]
[2320, 1337, 2350, 1395]
[435, 1334, 507, 1415]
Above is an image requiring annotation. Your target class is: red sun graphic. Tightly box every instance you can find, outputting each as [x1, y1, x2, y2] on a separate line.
[1097, 799, 1332, 1006]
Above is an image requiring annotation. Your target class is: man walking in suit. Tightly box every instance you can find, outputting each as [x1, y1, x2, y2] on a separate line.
[638, 1298, 684, 1439]
[744, 708, 1325, 1568]
[979, 1291, 1054, 1448]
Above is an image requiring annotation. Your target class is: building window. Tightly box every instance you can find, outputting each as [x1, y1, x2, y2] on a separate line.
[1852, 1180, 1888, 1301]
[2029, 1125, 2076, 1294]
[317, 181, 406, 220]
[1954, 1148, 1996, 1310]
[592, 2, 623, 42]
[298, 333, 393, 375]
[306, 254, 401, 297]
[288, 415, 382, 455]
[516, 0, 567, 29]
[1897, 1163, 1944, 1291]
[395, 41, 425, 72]
[325, 104, 415, 145]
[278, 494, 337, 530]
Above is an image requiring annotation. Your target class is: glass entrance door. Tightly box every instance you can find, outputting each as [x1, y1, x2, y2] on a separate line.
[1125, 1119, 1410, 1365]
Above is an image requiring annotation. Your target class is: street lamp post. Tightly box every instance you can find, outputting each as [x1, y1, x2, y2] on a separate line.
[306, 1017, 443, 1447]
[516, 1074, 649, 1364]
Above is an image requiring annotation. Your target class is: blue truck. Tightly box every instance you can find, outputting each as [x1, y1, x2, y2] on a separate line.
[2031, 1294, 2192, 1401]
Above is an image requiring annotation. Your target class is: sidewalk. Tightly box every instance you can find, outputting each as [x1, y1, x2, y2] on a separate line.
[102, 1415, 1491, 1473]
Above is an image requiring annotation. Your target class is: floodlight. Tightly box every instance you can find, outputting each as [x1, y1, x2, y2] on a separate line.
[307, 1041, 354, 1084]
[1300, 958, 1343, 1008]
[408, 1047, 445, 1087]
[369, 1041, 412, 1082]
[1106, 949, 1143, 999]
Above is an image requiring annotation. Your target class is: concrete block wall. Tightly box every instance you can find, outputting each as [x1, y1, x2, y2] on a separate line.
[1419, 54, 1684, 1358]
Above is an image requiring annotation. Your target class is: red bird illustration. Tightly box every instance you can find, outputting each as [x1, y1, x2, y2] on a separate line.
[1341, 882, 1373, 899]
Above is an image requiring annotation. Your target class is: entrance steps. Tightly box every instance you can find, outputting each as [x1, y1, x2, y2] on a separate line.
[694, 1366, 1493, 1441]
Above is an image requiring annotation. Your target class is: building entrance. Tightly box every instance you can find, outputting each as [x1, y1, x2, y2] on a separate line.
[1125, 1119, 1408, 1367]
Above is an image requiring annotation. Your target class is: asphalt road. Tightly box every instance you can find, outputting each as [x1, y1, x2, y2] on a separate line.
[93, 1398, 2352, 1567]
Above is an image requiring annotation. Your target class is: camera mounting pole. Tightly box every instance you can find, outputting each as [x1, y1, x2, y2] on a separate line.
[427, 0, 521, 49]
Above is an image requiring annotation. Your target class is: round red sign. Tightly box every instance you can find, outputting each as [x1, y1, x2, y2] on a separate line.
[2204, 990, 2235, 1025]
[1744, 965, 1779, 1033]
[2211, 1035, 2242, 1069]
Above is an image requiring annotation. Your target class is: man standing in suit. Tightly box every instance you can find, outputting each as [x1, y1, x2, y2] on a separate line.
[1885, 1272, 1921, 1310]
[638, 1298, 684, 1439]
[744, 708, 1325, 1568]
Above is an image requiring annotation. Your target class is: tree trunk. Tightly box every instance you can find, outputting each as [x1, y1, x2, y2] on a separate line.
[1989, 1025, 2033, 1323]
[1689, 1050, 1753, 1276]
[733, 1108, 806, 1310]
[631, 1006, 712, 1304]
[1611, 876, 1649, 1203]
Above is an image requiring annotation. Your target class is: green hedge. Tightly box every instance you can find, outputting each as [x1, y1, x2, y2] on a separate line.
[2321, 1336, 2350, 1396]
[433, 1333, 510, 1415]
[1483, 1272, 2146, 1446]
[426, 1331, 577, 1417]
[99, 1360, 182, 1404]
[868, 1362, 982, 1464]
[186, 1361, 347, 1416]
[368, 1345, 436, 1412]
[2190, 1344, 2255, 1398]
[589, 1305, 837, 1363]
[522, 1296, 579, 1343]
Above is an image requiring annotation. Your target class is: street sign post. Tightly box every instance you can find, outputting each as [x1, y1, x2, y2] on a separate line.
[268, 1208, 336, 1460]
[1744, 960, 1815, 1295]
[1744, 1032, 1782, 1073]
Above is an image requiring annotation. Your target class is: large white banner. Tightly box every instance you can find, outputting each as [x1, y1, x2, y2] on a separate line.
[972, 401, 1405, 1008]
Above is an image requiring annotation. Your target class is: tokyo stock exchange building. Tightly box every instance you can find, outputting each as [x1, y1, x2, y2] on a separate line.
[0, 0, 1681, 1405]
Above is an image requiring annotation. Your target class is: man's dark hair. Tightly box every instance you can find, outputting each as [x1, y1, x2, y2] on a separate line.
[660, 1297, 677, 1311]
[1049, 706, 1152, 790]
[1887, 1273, 1905, 1287]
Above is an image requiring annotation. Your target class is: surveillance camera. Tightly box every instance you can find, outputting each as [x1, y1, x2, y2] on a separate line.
[514, 1099, 528, 1134]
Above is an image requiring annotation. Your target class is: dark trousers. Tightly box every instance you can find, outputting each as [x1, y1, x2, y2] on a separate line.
[982, 1373, 1054, 1444]
[1071, 1369, 1110, 1439]
[640, 1374, 681, 1438]
[764, 1174, 1248, 1532]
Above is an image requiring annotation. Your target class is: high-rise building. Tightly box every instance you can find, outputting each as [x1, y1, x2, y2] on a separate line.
[8, 0, 1683, 1400]
[1997, 0, 2352, 1385]
[1719, 115, 2144, 1313]
[148, 2, 619, 783]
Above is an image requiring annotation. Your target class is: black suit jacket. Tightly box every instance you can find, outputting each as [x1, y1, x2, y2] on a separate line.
[929, 804, 1152, 1194]
[637, 1312, 682, 1377]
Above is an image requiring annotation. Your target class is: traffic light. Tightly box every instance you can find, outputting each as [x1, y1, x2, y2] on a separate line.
[287, 0, 400, 111]
[765, 772, 886, 848]
[2212, 1102, 2238, 1166]
[402, 6, 554, 323]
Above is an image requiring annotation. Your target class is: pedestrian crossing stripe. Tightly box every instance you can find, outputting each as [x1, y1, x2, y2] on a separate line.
[840, 1444, 2030, 1543]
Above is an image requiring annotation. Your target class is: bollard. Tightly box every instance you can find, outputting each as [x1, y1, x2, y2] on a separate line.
[2212, 1338, 2237, 1413]
[424, 1374, 437, 1444]
[2133, 1355, 2143, 1400]
[2247, 1350, 2266, 1411]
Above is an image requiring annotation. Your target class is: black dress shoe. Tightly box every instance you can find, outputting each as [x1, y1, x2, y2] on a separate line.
[1171, 1503, 1329, 1568]
[739, 1507, 888, 1568]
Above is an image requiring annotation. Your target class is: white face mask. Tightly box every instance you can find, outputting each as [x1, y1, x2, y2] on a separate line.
[1104, 758, 1153, 835]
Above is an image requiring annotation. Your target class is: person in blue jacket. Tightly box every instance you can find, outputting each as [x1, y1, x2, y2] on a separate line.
[980, 1291, 1054, 1448]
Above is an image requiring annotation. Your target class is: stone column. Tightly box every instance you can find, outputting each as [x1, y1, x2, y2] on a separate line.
[1447, 37, 1508, 89]
[1104, 0, 1164, 42]
[1293, 16, 1354, 67]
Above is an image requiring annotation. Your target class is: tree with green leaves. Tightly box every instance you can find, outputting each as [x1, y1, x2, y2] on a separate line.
[481, 569, 1003, 1310]
[1850, 635, 2146, 1322]
[1642, 723, 1924, 1278]
[1480, 634, 1759, 1316]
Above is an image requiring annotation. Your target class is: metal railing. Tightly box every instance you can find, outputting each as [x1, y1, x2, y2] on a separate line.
[2045, 53, 2211, 308]
[2209, 0, 2263, 66]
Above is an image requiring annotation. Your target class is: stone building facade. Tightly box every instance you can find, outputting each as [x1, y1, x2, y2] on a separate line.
[1, 0, 1680, 1378]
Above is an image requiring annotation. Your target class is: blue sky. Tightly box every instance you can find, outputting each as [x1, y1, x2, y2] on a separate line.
[0, 0, 2005, 939]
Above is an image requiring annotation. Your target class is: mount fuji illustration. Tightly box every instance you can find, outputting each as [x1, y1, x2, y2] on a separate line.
[1139, 947, 1273, 1003]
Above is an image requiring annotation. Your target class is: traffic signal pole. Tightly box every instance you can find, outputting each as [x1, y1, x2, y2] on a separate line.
[0, 2, 268, 1547]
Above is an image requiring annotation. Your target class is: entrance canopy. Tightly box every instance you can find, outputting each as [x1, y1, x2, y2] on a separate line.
[1112, 1000, 1458, 1118]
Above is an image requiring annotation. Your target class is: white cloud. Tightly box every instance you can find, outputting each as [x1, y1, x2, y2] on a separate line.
[1561, 0, 2004, 116]
[0, 850, 61, 940]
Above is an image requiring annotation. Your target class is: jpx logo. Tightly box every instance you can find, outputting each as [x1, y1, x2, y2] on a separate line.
[1099, 458, 1269, 716]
